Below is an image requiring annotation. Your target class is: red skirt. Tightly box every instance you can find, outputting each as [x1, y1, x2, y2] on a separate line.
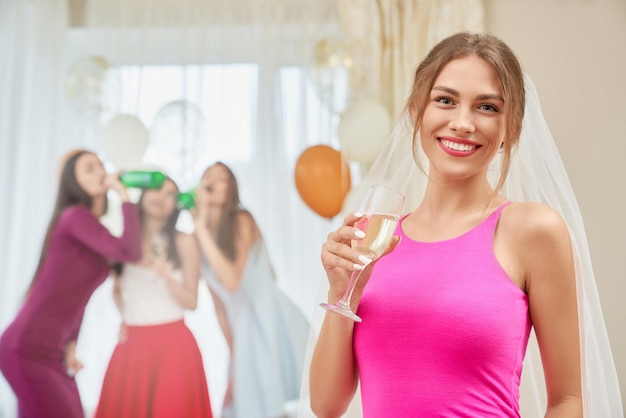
[95, 319, 212, 418]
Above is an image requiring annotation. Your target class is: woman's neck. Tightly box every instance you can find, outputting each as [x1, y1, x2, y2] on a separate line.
[417, 176, 497, 220]
[405, 177, 504, 242]
[90, 196, 106, 218]
[142, 217, 168, 240]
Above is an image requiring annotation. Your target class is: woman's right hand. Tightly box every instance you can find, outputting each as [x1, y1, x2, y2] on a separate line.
[118, 322, 128, 344]
[105, 171, 130, 202]
[321, 212, 400, 307]
[63, 340, 84, 377]
[321, 212, 372, 306]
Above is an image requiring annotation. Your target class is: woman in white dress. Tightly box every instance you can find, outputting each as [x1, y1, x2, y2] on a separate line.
[195, 162, 309, 418]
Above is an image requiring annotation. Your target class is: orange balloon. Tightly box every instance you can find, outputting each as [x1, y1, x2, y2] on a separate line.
[294, 145, 351, 218]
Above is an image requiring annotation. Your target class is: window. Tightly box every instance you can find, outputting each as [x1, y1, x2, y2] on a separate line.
[110, 64, 258, 190]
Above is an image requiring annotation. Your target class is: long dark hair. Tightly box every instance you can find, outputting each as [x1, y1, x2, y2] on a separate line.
[26, 150, 104, 295]
[204, 162, 251, 262]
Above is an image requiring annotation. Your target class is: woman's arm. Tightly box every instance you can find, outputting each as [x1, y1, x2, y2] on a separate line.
[195, 212, 257, 292]
[110, 274, 130, 343]
[60, 203, 142, 262]
[514, 203, 582, 417]
[208, 286, 233, 353]
[112, 274, 123, 313]
[310, 212, 395, 417]
[310, 310, 360, 418]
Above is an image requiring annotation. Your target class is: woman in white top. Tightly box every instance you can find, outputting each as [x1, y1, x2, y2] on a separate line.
[95, 177, 212, 418]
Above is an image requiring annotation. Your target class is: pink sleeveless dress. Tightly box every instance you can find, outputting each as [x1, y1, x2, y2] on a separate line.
[353, 203, 531, 417]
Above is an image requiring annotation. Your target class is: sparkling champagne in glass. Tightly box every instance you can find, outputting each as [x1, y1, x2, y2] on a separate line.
[320, 184, 405, 322]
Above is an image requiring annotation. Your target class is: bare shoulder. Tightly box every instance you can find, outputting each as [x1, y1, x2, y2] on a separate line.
[496, 202, 574, 290]
[236, 210, 256, 226]
[236, 211, 261, 240]
[499, 201, 572, 253]
[237, 210, 259, 235]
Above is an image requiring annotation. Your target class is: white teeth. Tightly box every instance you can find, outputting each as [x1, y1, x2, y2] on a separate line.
[440, 139, 477, 152]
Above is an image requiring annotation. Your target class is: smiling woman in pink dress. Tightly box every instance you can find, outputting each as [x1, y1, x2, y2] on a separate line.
[310, 33, 583, 418]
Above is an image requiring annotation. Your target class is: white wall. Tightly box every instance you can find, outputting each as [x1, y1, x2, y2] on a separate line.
[485, 0, 626, 412]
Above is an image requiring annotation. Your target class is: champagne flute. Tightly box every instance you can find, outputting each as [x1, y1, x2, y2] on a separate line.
[320, 184, 405, 322]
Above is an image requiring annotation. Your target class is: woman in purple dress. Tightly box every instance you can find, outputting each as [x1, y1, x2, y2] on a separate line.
[0, 149, 142, 418]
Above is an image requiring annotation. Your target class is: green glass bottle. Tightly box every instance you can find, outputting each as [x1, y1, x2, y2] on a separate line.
[119, 171, 166, 189]
[177, 191, 196, 210]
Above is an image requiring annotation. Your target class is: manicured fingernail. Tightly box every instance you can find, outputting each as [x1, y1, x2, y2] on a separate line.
[354, 211, 363, 217]
[358, 255, 373, 265]
[352, 263, 364, 270]
[354, 230, 366, 238]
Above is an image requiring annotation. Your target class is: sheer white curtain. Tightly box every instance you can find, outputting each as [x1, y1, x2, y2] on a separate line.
[0, 1, 75, 416]
[338, 0, 485, 119]
[1, 0, 342, 416]
[61, 1, 343, 416]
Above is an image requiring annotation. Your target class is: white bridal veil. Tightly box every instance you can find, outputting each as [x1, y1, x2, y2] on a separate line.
[297, 76, 623, 417]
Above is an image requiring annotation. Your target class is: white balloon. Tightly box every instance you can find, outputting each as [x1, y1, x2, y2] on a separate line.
[148, 99, 207, 190]
[308, 34, 369, 114]
[338, 99, 391, 164]
[65, 55, 121, 121]
[99, 114, 149, 169]
[150, 100, 207, 159]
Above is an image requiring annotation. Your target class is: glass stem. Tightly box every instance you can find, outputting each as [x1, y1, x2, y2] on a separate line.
[337, 269, 363, 310]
